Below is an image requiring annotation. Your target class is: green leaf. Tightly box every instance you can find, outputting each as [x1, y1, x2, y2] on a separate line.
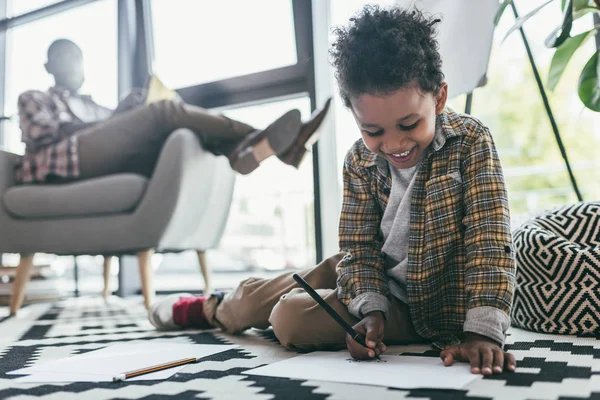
[561, 0, 567, 8]
[573, 0, 590, 10]
[545, 0, 574, 48]
[502, 0, 556, 42]
[578, 52, 600, 112]
[547, 29, 595, 90]
[494, 0, 513, 25]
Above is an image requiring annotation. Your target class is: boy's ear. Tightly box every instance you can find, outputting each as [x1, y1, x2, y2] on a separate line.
[435, 83, 448, 115]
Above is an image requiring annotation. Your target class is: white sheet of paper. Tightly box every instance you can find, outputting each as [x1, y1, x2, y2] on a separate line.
[244, 352, 481, 390]
[9, 342, 239, 382]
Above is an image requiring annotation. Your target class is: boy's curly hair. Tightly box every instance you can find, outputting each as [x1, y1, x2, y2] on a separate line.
[330, 5, 444, 107]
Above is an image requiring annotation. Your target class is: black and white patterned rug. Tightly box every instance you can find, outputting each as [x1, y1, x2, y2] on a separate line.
[1, 296, 599, 400]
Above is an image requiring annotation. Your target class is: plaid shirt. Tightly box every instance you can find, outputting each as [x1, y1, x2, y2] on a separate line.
[15, 87, 111, 184]
[337, 108, 516, 347]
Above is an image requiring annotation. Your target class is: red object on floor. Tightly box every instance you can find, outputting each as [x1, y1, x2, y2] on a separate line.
[172, 296, 212, 329]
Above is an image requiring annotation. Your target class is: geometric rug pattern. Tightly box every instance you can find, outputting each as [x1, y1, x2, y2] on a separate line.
[1, 296, 600, 400]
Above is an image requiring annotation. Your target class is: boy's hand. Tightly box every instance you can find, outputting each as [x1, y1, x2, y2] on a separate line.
[440, 332, 517, 375]
[346, 311, 387, 360]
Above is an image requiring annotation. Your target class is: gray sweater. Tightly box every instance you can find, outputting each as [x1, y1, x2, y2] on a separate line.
[347, 161, 418, 319]
[380, 162, 420, 303]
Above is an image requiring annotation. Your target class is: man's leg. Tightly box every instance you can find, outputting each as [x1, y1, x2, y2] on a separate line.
[148, 253, 344, 332]
[77, 100, 257, 179]
[78, 98, 331, 178]
[270, 291, 423, 351]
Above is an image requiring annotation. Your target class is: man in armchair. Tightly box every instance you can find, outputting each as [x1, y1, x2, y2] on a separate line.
[17, 39, 331, 184]
[12, 39, 330, 304]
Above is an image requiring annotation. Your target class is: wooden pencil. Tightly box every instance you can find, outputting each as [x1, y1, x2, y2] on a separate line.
[113, 357, 198, 382]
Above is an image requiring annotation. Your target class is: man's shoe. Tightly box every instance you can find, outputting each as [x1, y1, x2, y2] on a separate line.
[278, 98, 332, 168]
[228, 109, 302, 175]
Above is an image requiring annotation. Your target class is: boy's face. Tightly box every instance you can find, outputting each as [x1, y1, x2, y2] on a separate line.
[350, 84, 447, 169]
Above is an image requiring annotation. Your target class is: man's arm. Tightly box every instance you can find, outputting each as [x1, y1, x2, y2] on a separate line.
[18, 91, 61, 153]
[461, 128, 516, 346]
[337, 149, 390, 319]
[58, 121, 97, 137]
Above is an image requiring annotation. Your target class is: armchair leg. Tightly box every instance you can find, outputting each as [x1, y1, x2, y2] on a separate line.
[137, 249, 155, 309]
[9, 254, 35, 315]
[197, 250, 211, 295]
[103, 256, 112, 299]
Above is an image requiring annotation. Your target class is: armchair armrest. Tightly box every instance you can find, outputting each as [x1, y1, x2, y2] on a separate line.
[133, 128, 236, 251]
[0, 150, 19, 223]
[0, 149, 18, 193]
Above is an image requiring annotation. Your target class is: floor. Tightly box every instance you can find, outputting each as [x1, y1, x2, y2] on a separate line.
[0, 296, 599, 400]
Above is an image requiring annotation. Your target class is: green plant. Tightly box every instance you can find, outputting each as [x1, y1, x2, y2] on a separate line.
[495, 0, 600, 111]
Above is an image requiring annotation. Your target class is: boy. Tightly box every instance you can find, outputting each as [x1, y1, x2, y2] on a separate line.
[149, 5, 517, 375]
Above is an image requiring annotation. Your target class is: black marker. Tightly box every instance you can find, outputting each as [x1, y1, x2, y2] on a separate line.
[292, 273, 381, 360]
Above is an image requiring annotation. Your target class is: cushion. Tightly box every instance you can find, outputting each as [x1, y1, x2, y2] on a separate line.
[511, 201, 600, 335]
[3, 173, 148, 219]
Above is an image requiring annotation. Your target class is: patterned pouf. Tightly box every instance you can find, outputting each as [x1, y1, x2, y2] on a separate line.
[511, 201, 600, 335]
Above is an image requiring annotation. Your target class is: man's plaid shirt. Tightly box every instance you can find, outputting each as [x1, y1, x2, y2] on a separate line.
[337, 108, 516, 347]
[15, 87, 111, 184]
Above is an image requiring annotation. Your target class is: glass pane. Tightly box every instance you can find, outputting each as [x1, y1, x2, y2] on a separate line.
[7, 0, 63, 17]
[478, 2, 600, 224]
[330, 1, 600, 226]
[155, 96, 314, 292]
[221, 97, 315, 269]
[2, 1, 118, 153]
[151, 0, 298, 89]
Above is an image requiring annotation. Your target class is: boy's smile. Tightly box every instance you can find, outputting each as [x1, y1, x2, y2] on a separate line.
[350, 83, 447, 169]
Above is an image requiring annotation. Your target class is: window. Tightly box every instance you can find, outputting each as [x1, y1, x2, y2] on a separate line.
[150, 0, 298, 89]
[220, 96, 315, 269]
[155, 96, 314, 291]
[3, 0, 118, 153]
[477, 2, 599, 220]
[329, 0, 600, 224]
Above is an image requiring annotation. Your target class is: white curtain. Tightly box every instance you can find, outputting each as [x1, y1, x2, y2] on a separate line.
[396, 0, 499, 99]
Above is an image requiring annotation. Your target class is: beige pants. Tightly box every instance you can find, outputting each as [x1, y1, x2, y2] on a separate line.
[204, 253, 423, 351]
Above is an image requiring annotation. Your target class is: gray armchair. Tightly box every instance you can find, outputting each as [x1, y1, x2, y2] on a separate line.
[0, 128, 235, 314]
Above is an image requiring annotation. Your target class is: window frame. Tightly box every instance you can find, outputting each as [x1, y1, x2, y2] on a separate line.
[0, 0, 328, 268]
[145, 0, 326, 262]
